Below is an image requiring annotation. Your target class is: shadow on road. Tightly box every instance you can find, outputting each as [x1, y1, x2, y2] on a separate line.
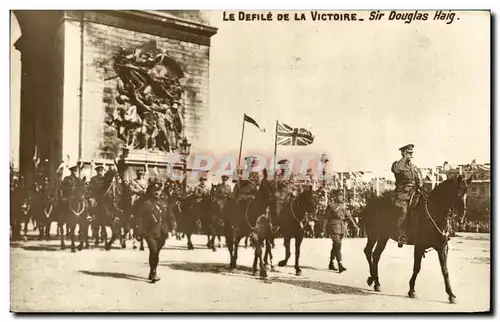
[163, 261, 371, 297]
[79, 270, 149, 282]
[268, 277, 370, 296]
[11, 243, 61, 252]
[164, 261, 253, 274]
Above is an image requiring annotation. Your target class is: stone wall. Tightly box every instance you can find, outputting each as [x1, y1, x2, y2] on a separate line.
[79, 13, 212, 161]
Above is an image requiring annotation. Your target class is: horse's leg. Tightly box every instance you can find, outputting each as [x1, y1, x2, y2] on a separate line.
[60, 222, 66, 250]
[329, 238, 337, 270]
[225, 226, 235, 269]
[70, 222, 77, 253]
[364, 237, 376, 286]
[372, 237, 388, 292]
[233, 235, 242, 269]
[84, 219, 90, 249]
[22, 218, 29, 241]
[120, 223, 127, 249]
[437, 243, 456, 303]
[105, 221, 119, 251]
[252, 236, 259, 275]
[265, 237, 276, 272]
[408, 246, 425, 299]
[294, 235, 304, 276]
[244, 236, 249, 248]
[38, 219, 44, 241]
[186, 232, 194, 250]
[278, 236, 291, 267]
[101, 224, 108, 245]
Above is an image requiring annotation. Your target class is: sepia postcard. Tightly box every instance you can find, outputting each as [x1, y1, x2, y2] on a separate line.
[9, 9, 491, 313]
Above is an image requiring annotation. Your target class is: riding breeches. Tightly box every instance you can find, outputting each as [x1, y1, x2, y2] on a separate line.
[145, 235, 166, 271]
[330, 233, 343, 262]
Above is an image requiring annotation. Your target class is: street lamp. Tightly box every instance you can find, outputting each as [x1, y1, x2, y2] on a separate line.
[179, 137, 191, 192]
[320, 153, 329, 187]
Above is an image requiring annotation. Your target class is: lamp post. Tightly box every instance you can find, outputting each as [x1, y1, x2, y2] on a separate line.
[179, 137, 191, 193]
[320, 153, 329, 188]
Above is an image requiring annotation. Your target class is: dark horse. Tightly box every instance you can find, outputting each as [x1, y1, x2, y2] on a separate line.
[361, 175, 471, 303]
[275, 185, 316, 276]
[222, 184, 273, 277]
[59, 179, 90, 252]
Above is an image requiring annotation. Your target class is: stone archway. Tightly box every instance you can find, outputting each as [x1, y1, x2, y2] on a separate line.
[10, 12, 21, 172]
[11, 10, 217, 184]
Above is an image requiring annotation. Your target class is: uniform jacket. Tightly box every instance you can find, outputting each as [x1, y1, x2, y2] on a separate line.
[60, 175, 82, 198]
[89, 174, 105, 198]
[192, 182, 210, 202]
[326, 202, 356, 235]
[137, 197, 175, 239]
[128, 178, 148, 203]
[214, 182, 232, 200]
[391, 158, 421, 201]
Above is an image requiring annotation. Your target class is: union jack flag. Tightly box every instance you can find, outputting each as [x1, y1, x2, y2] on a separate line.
[277, 122, 314, 146]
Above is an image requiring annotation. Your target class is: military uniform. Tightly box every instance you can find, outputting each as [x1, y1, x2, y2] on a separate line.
[326, 197, 358, 272]
[89, 170, 106, 200]
[274, 171, 297, 217]
[391, 144, 421, 246]
[129, 177, 148, 209]
[214, 176, 232, 207]
[233, 172, 259, 202]
[136, 182, 175, 282]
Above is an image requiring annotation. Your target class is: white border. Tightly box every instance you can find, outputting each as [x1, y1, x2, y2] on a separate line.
[3, 0, 497, 321]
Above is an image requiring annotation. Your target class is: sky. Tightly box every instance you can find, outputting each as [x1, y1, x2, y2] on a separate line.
[205, 10, 490, 172]
[10, 10, 491, 173]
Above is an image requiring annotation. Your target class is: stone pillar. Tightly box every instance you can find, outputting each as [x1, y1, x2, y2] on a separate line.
[14, 10, 217, 185]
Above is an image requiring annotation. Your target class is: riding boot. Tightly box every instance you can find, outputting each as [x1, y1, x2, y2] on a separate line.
[149, 268, 160, 283]
[397, 216, 407, 248]
[338, 262, 346, 273]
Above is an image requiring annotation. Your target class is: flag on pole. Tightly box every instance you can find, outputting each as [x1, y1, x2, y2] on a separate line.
[244, 114, 265, 132]
[276, 122, 314, 146]
[33, 146, 40, 169]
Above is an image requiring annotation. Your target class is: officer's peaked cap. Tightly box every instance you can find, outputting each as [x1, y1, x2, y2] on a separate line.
[399, 144, 415, 152]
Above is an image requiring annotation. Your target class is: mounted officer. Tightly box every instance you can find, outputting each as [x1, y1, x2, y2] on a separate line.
[89, 164, 105, 202]
[391, 144, 422, 247]
[136, 180, 174, 283]
[128, 166, 149, 213]
[213, 174, 233, 211]
[233, 157, 260, 205]
[60, 164, 82, 204]
[274, 159, 297, 218]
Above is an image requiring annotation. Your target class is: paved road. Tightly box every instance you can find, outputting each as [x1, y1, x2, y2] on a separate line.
[10, 227, 490, 312]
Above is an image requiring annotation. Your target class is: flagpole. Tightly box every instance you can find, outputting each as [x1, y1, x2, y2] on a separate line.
[273, 120, 278, 180]
[237, 115, 246, 171]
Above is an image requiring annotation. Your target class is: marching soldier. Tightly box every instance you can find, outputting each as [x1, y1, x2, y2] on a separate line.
[316, 185, 329, 238]
[326, 193, 359, 272]
[391, 144, 422, 247]
[136, 180, 175, 283]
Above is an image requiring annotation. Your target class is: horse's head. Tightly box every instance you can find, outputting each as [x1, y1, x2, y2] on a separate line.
[430, 175, 472, 224]
[297, 184, 316, 218]
[453, 175, 473, 224]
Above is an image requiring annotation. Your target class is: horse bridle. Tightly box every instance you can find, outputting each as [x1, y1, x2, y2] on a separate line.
[70, 197, 86, 217]
[290, 196, 309, 230]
